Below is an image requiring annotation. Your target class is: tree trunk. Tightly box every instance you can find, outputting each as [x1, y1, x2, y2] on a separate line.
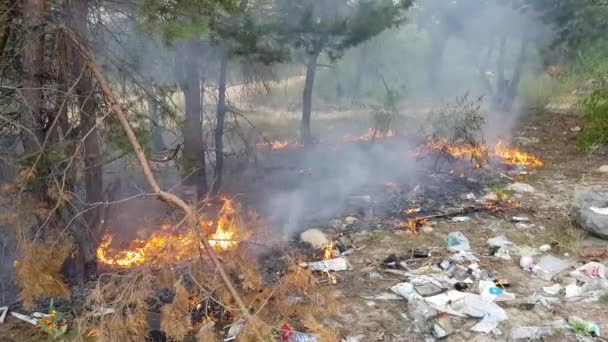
[211, 49, 228, 196]
[301, 51, 319, 146]
[179, 40, 208, 199]
[21, 0, 45, 158]
[504, 39, 529, 112]
[68, 0, 101, 282]
[148, 86, 166, 153]
[354, 43, 369, 96]
[493, 36, 507, 108]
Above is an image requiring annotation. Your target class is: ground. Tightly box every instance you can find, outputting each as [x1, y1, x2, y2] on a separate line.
[314, 109, 608, 341]
[1, 108, 607, 341]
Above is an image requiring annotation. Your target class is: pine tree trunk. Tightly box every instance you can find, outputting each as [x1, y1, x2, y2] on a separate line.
[301, 51, 319, 146]
[212, 49, 228, 196]
[148, 86, 166, 153]
[68, 0, 101, 282]
[180, 40, 208, 199]
[21, 0, 45, 158]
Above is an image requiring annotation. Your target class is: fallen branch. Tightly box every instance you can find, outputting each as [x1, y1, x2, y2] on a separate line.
[58, 26, 258, 337]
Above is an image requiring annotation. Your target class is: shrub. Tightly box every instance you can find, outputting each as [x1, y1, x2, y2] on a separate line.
[578, 87, 608, 151]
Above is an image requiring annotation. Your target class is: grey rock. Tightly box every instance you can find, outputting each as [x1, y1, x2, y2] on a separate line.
[572, 190, 608, 239]
[510, 326, 555, 341]
[507, 182, 536, 193]
[597, 165, 608, 173]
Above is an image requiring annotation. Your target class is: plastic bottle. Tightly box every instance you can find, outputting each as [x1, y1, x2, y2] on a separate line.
[568, 315, 600, 337]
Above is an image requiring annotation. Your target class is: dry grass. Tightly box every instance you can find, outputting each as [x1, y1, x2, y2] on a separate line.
[195, 321, 217, 342]
[15, 239, 73, 309]
[80, 269, 153, 342]
[161, 281, 192, 341]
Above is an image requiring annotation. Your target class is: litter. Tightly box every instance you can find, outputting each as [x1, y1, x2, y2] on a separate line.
[0, 306, 7, 324]
[487, 235, 512, 248]
[439, 259, 451, 270]
[10, 312, 38, 325]
[511, 216, 530, 222]
[515, 222, 535, 229]
[444, 232, 470, 252]
[391, 282, 420, 301]
[414, 282, 444, 297]
[470, 315, 500, 334]
[281, 323, 318, 341]
[424, 290, 508, 322]
[570, 262, 607, 283]
[308, 256, 349, 272]
[449, 250, 478, 262]
[452, 216, 471, 222]
[520, 256, 535, 271]
[432, 314, 454, 338]
[408, 299, 438, 326]
[589, 207, 608, 215]
[543, 284, 565, 296]
[479, 280, 515, 302]
[568, 315, 600, 337]
[361, 292, 404, 301]
[539, 244, 552, 252]
[533, 255, 573, 281]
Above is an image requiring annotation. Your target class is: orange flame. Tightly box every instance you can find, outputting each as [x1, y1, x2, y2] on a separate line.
[97, 198, 245, 268]
[256, 140, 296, 150]
[419, 138, 543, 169]
[340, 128, 395, 143]
[323, 241, 338, 260]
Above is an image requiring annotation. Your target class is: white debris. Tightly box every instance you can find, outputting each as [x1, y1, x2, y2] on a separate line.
[452, 216, 471, 222]
[470, 315, 500, 334]
[520, 256, 535, 271]
[543, 284, 564, 296]
[10, 312, 38, 325]
[450, 250, 479, 262]
[590, 207, 608, 215]
[465, 193, 477, 200]
[507, 183, 536, 193]
[533, 255, 574, 281]
[570, 262, 608, 283]
[515, 222, 535, 229]
[344, 216, 358, 225]
[597, 165, 608, 173]
[0, 306, 7, 324]
[92, 307, 116, 317]
[511, 216, 530, 222]
[424, 290, 508, 323]
[341, 335, 364, 342]
[391, 282, 420, 301]
[300, 228, 329, 249]
[361, 292, 404, 301]
[539, 244, 552, 252]
[487, 235, 512, 248]
[308, 256, 349, 272]
[482, 192, 498, 201]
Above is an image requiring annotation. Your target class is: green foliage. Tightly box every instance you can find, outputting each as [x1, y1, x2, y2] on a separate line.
[371, 79, 399, 134]
[37, 299, 68, 339]
[578, 88, 608, 151]
[519, 73, 578, 110]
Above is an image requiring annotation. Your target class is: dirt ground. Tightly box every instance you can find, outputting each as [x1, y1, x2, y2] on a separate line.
[314, 110, 608, 341]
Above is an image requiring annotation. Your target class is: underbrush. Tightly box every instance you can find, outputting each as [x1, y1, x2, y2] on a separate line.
[578, 87, 608, 151]
[519, 74, 579, 111]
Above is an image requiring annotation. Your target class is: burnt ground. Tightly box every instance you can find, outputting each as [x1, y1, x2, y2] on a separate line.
[307, 110, 608, 341]
[1, 109, 608, 341]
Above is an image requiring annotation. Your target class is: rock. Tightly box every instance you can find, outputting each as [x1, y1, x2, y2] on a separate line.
[343, 216, 358, 225]
[513, 136, 539, 146]
[571, 126, 581, 132]
[329, 219, 343, 229]
[300, 228, 329, 248]
[539, 244, 552, 252]
[597, 165, 608, 173]
[507, 182, 536, 193]
[510, 326, 555, 341]
[572, 190, 608, 239]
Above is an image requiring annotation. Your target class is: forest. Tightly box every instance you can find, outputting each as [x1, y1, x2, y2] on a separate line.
[1, 0, 608, 341]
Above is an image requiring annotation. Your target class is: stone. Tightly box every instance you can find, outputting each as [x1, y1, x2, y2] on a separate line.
[510, 326, 555, 341]
[300, 228, 329, 248]
[572, 190, 608, 239]
[507, 182, 536, 193]
[597, 165, 608, 173]
[344, 216, 358, 225]
[513, 136, 539, 146]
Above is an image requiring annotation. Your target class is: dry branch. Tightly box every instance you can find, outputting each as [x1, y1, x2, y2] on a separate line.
[57, 26, 258, 337]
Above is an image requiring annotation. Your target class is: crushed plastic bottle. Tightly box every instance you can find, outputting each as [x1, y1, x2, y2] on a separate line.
[567, 315, 600, 337]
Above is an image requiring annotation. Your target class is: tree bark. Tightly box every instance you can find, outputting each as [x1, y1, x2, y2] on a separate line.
[21, 0, 45, 157]
[148, 86, 166, 153]
[504, 39, 529, 112]
[211, 49, 228, 196]
[301, 50, 319, 146]
[179, 40, 208, 199]
[68, 0, 101, 282]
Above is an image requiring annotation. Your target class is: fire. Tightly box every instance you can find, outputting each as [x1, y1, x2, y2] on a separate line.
[97, 198, 245, 268]
[419, 138, 543, 169]
[405, 207, 420, 215]
[323, 241, 338, 260]
[493, 140, 544, 168]
[340, 128, 395, 143]
[256, 140, 296, 150]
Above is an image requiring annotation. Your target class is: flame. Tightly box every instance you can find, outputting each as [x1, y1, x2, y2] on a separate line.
[493, 140, 544, 168]
[419, 138, 543, 169]
[256, 140, 296, 150]
[340, 128, 395, 143]
[97, 198, 245, 268]
[405, 207, 420, 215]
[323, 241, 338, 260]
